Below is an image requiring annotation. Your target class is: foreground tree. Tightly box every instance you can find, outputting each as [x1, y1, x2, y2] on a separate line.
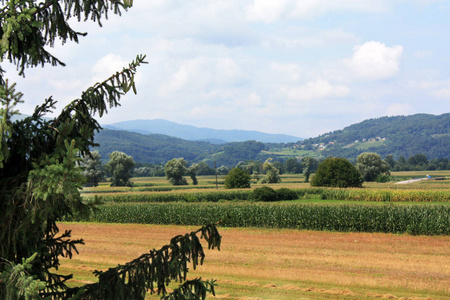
[356, 152, 390, 182]
[0, 1, 221, 299]
[165, 157, 188, 185]
[81, 151, 105, 187]
[311, 157, 363, 188]
[105, 151, 135, 186]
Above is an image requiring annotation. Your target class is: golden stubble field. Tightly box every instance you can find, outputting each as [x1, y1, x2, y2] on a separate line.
[58, 223, 449, 300]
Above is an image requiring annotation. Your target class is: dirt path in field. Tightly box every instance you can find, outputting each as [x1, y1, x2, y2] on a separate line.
[59, 223, 450, 299]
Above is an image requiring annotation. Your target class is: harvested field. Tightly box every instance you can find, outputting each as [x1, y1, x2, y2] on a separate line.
[58, 223, 449, 299]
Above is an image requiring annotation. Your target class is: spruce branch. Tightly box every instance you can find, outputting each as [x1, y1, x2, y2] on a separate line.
[56, 222, 222, 300]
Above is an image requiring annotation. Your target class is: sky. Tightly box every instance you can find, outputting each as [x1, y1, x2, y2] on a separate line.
[4, 0, 450, 138]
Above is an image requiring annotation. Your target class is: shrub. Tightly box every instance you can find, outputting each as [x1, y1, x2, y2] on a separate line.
[311, 157, 363, 188]
[224, 168, 251, 189]
[375, 174, 391, 183]
[251, 186, 278, 202]
[276, 188, 298, 201]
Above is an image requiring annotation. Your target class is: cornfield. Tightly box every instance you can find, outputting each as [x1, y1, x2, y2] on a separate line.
[70, 202, 450, 235]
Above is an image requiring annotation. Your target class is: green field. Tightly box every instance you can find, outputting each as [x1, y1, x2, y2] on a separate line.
[69, 171, 450, 299]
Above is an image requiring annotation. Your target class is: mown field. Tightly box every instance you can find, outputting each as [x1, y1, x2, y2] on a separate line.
[62, 171, 450, 299]
[59, 223, 449, 300]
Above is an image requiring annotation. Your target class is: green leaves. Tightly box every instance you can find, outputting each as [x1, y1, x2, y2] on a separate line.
[0, 79, 23, 167]
[0, 253, 46, 300]
[28, 139, 85, 202]
[0, 0, 134, 77]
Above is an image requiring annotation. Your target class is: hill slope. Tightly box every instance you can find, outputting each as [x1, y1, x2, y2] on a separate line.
[299, 113, 450, 159]
[94, 113, 450, 166]
[94, 129, 220, 164]
[103, 119, 302, 143]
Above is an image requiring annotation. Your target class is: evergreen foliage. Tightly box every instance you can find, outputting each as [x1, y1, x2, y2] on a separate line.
[310, 157, 363, 188]
[0, 1, 221, 299]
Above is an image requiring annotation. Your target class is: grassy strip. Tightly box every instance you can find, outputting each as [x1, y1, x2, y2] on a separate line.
[70, 202, 450, 235]
[82, 188, 450, 203]
[83, 190, 250, 202]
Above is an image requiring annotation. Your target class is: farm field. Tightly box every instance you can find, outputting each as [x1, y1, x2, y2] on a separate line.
[66, 171, 450, 298]
[58, 223, 450, 300]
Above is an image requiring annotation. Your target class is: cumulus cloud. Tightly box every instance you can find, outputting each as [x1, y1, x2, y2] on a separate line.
[286, 80, 350, 101]
[159, 57, 248, 96]
[347, 41, 403, 80]
[246, 0, 389, 22]
[92, 54, 130, 83]
[386, 103, 414, 116]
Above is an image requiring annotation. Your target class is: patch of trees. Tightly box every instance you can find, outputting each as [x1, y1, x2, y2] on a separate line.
[310, 157, 363, 188]
[224, 168, 251, 189]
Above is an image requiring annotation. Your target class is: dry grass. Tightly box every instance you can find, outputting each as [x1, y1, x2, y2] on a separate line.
[58, 223, 449, 299]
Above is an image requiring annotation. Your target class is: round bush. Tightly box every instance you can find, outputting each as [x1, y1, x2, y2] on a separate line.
[251, 186, 278, 202]
[275, 188, 298, 201]
[224, 168, 251, 189]
[310, 157, 363, 188]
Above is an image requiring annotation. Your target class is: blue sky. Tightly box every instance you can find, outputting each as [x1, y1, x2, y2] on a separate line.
[5, 0, 450, 138]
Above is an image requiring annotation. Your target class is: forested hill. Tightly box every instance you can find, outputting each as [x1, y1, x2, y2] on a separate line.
[94, 113, 450, 166]
[93, 129, 220, 164]
[93, 129, 272, 165]
[300, 113, 450, 159]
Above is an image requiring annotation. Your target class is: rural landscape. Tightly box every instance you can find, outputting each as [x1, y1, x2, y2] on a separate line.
[1, 1, 450, 300]
[63, 170, 450, 299]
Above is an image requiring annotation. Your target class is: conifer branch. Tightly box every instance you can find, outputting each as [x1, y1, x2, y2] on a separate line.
[54, 223, 222, 300]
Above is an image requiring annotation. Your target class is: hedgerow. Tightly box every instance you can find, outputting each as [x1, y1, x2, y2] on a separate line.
[81, 187, 450, 203]
[70, 202, 450, 235]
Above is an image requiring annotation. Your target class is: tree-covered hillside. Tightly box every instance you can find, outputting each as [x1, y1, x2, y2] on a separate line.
[94, 129, 220, 164]
[300, 113, 450, 159]
[94, 130, 274, 166]
[94, 113, 450, 167]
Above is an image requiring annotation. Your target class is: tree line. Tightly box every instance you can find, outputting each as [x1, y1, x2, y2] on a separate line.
[84, 149, 449, 188]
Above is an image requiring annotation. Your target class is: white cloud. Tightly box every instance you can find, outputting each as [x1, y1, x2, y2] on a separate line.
[159, 57, 248, 96]
[246, 0, 389, 22]
[386, 103, 414, 116]
[91, 54, 130, 83]
[433, 87, 450, 98]
[286, 80, 350, 101]
[347, 41, 403, 80]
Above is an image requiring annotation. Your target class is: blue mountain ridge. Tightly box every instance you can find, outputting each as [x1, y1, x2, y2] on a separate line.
[102, 119, 303, 144]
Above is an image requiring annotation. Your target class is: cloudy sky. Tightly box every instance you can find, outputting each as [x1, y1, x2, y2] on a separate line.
[5, 0, 450, 138]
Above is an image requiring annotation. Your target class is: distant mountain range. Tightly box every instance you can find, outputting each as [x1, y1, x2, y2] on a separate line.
[103, 119, 302, 144]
